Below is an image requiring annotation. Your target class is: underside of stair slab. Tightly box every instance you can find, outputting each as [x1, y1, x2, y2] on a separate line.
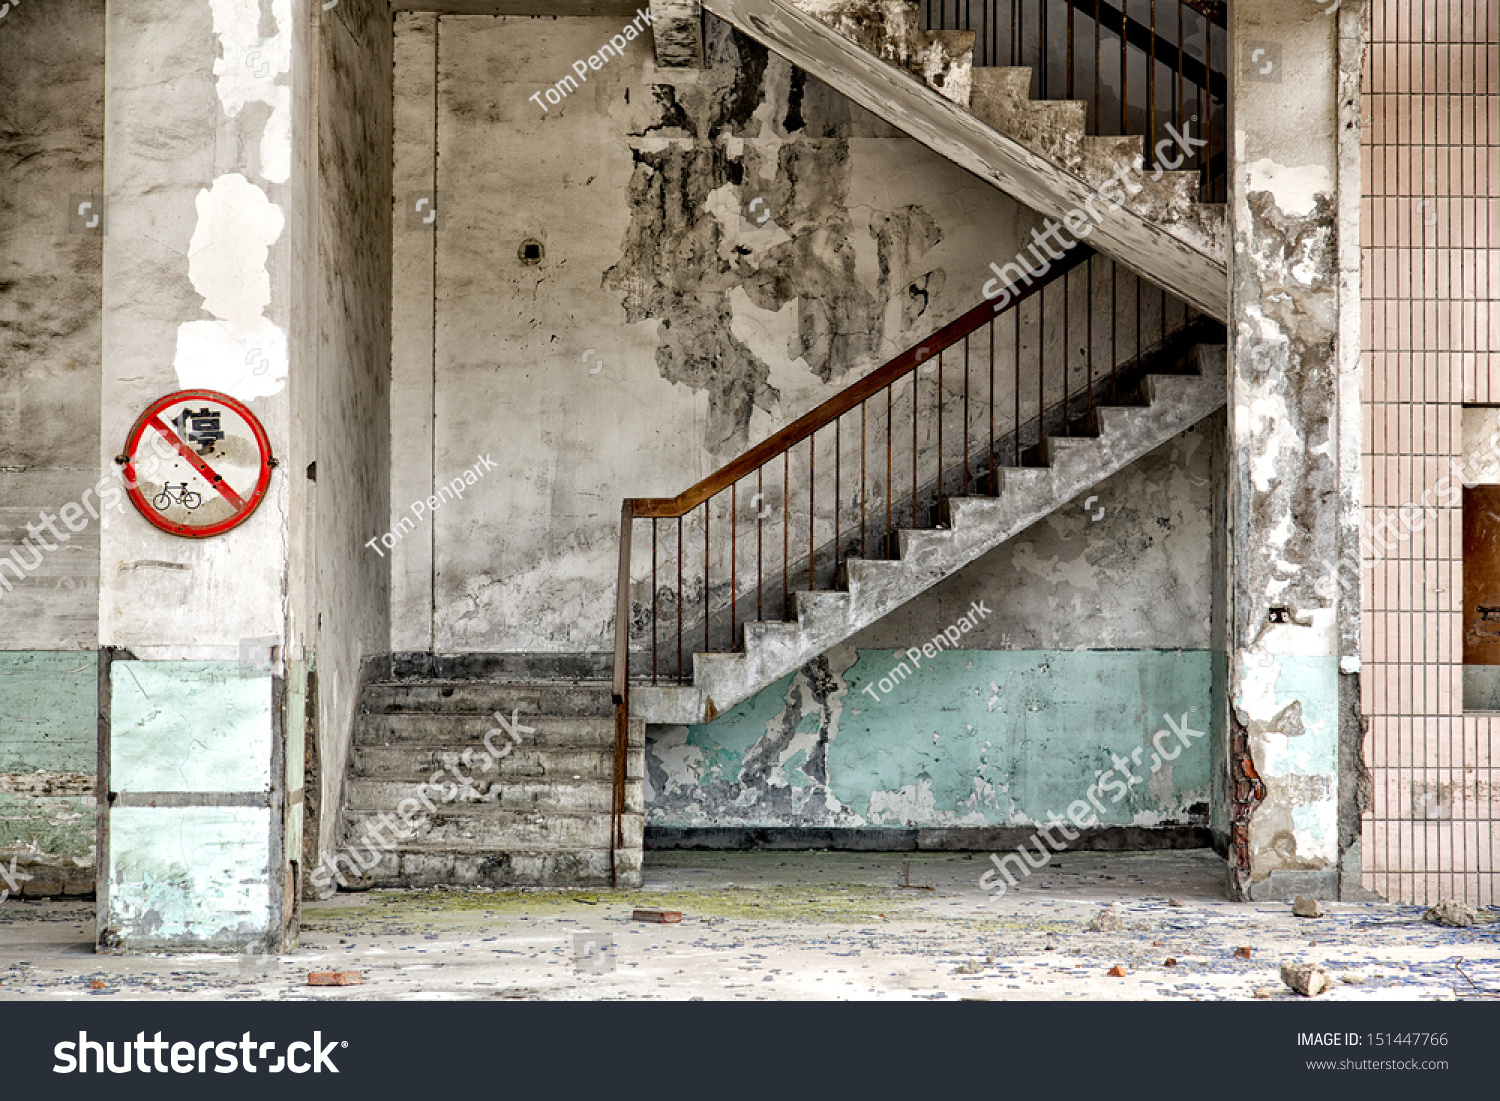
[630, 347, 1227, 725]
[701, 0, 1227, 319]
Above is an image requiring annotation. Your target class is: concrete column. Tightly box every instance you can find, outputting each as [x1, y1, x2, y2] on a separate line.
[1225, 0, 1364, 900]
[97, 0, 310, 952]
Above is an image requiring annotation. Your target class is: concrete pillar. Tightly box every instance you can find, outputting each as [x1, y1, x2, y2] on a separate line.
[96, 0, 311, 952]
[1225, 0, 1365, 900]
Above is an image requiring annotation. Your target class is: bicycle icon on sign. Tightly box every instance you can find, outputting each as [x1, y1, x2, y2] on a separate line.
[153, 482, 203, 512]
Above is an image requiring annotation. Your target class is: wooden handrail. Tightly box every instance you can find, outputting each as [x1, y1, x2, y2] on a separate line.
[625, 245, 1094, 522]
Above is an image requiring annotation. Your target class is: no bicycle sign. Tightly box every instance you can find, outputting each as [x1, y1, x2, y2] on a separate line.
[121, 390, 275, 538]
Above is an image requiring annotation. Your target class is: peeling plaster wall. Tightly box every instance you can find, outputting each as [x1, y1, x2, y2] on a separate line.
[307, 0, 394, 890]
[1226, 0, 1350, 900]
[96, 0, 313, 951]
[394, 14, 1063, 652]
[649, 428, 1223, 832]
[0, 1, 106, 889]
[649, 647, 1216, 831]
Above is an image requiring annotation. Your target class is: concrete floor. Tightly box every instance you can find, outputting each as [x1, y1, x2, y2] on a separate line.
[1, 851, 1496, 1001]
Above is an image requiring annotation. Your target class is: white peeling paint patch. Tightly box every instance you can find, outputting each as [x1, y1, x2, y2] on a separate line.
[704, 183, 792, 257]
[1245, 158, 1331, 219]
[175, 318, 288, 400]
[175, 174, 287, 398]
[649, 727, 705, 795]
[210, 0, 293, 184]
[107, 806, 271, 944]
[867, 779, 938, 825]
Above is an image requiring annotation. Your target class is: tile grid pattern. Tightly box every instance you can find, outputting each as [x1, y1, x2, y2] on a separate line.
[1362, 0, 1500, 904]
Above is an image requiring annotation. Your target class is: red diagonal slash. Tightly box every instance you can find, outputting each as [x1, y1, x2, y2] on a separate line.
[147, 415, 247, 511]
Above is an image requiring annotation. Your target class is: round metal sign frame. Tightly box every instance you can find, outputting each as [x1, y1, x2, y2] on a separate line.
[121, 389, 274, 539]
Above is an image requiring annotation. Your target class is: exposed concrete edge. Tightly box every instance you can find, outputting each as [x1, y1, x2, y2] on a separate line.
[646, 825, 1215, 851]
[701, 0, 1227, 319]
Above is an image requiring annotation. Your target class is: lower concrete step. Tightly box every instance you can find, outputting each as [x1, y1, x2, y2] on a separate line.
[347, 778, 644, 816]
[334, 845, 643, 889]
[351, 744, 641, 783]
[356, 712, 639, 749]
[345, 808, 643, 851]
[365, 681, 615, 717]
[338, 677, 644, 891]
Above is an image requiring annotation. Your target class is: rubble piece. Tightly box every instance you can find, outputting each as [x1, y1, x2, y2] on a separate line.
[1165, 958, 1178, 967]
[1234, 946, 1253, 959]
[1292, 895, 1323, 918]
[1423, 899, 1476, 928]
[307, 971, 364, 986]
[632, 909, 683, 924]
[1280, 962, 1334, 997]
[88, 980, 105, 990]
[1087, 907, 1124, 932]
[1168, 898, 1186, 908]
[1107, 965, 1128, 977]
[1253, 987, 1279, 999]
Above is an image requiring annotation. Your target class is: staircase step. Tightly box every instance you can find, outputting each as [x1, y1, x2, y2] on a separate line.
[970, 67, 1088, 168]
[364, 681, 614, 718]
[792, 589, 853, 624]
[332, 846, 643, 890]
[357, 712, 637, 749]
[346, 778, 644, 816]
[344, 808, 644, 851]
[352, 744, 641, 783]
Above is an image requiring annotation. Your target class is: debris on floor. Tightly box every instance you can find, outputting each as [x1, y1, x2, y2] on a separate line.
[1423, 899, 1477, 928]
[632, 909, 683, 924]
[1087, 906, 1124, 932]
[1280, 963, 1334, 997]
[1292, 896, 1323, 918]
[308, 971, 364, 986]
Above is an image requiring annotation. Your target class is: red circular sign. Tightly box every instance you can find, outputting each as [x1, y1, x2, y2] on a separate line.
[122, 389, 274, 538]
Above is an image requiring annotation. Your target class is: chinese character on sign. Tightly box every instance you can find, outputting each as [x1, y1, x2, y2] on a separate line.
[171, 407, 226, 455]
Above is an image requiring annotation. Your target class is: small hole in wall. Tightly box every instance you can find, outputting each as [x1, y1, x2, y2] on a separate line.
[520, 239, 544, 265]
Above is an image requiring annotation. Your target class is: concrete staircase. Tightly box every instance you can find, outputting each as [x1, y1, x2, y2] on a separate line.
[340, 682, 644, 888]
[633, 340, 1228, 725]
[700, 0, 1227, 318]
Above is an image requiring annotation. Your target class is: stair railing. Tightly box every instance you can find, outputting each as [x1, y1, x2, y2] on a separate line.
[922, 0, 1227, 202]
